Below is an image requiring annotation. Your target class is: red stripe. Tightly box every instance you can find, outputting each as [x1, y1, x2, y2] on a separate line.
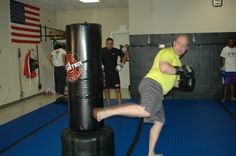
[25, 16, 40, 22]
[24, 3, 40, 11]
[11, 32, 40, 38]
[11, 26, 40, 33]
[25, 22, 40, 27]
[25, 10, 39, 16]
[12, 39, 40, 44]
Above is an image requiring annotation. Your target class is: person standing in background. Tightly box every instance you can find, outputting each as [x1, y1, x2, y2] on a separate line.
[101, 38, 128, 106]
[48, 44, 66, 96]
[220, 38, 236, 102]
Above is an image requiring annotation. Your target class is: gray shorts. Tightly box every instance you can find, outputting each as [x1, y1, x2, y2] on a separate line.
[138, 78, 165, 123]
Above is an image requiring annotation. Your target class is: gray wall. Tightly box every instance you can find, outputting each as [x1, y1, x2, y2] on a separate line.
[129, 32, 236, 99]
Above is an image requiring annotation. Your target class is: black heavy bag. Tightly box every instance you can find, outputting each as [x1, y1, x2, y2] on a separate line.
[66, 23, 104, 131]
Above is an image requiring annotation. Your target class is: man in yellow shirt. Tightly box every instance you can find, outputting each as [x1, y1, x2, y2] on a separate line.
[93, 34, 192, 156]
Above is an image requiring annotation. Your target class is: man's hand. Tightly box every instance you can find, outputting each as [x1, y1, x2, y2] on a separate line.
[176, 65, 195, 91]
[116, 63, 124, 72]
[174, 80, 179, 88]
[220, 66, 226, 77]
[178, 75, 195, 91]
[48, 54, 53, 66]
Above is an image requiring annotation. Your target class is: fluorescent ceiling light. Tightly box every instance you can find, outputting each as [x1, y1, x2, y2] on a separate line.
[79, 0, 100, 3]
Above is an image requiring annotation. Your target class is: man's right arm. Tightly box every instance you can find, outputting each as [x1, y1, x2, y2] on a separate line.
[99, 48, 105, 71]
[221, 57, 225, 67]
[48, 53, 53, 66]
[158, 50, 178, 75]
[159, 61, 177, 75]
[220, 48, 226, 67]
[159, 60, 193, 77]
[99, 49, 103, 63]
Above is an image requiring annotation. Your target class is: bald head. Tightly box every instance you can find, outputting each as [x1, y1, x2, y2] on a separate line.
[173, 34, 189, 56]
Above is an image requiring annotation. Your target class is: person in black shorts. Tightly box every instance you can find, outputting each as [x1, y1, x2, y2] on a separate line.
[101, 38, 128, 106]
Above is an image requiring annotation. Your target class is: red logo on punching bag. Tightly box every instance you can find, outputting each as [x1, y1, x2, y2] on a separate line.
[66, 53, 82, 82]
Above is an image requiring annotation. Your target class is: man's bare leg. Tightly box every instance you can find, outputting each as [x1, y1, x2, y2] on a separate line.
[115, 88, 122, 105]
[230, 84, 236, 101]
[93, 104, 150, 122]
[104, 89, 111, 106]
[148, 121, 164, 156]
[221, 85, 228, 102]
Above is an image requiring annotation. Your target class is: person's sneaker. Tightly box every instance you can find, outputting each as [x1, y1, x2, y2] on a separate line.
[231, 97, 236, 101]
[155, 154, 163, 156]
[220, 98, 226, 103]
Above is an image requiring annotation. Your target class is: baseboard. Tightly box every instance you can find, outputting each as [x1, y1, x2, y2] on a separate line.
[0, 92, 44, 110]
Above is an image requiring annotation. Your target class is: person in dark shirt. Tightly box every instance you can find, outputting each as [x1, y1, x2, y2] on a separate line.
[101, 38, 127, 106]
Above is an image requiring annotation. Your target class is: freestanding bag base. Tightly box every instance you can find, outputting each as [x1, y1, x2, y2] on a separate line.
[61, 127, 114, 156]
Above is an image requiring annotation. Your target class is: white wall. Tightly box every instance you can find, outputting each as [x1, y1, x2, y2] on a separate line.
[56, 7, 129, 45]
[0, 0, 12, 105]
[0, 0, 56, 106]
[129, 0, 236, 34]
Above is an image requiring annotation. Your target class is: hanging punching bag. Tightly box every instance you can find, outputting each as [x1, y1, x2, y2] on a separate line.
[61, 23, 114, 156]
[66, 23, 103, 131]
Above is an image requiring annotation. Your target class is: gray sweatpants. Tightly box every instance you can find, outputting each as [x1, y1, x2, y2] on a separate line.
[138, 78, 165, 123]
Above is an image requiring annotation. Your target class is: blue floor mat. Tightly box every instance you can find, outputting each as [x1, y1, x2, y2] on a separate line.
[132, 100, 236, 156]
[1, 115, 69, 156]
[1, 99, 236, 156]
[224, 101, 236, 117]
[0, 99, 138, 156]
[0, 102, 67, 152]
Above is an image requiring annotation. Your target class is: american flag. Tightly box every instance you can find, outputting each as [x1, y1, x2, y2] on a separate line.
[10, 0, 41, 44]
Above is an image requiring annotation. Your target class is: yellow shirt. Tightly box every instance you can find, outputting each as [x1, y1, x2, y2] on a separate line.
[145, 47, 181, 95]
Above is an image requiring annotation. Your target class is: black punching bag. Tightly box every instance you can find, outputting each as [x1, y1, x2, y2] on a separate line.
[66, 23, 103, 130]
[61, 23, 114, 156]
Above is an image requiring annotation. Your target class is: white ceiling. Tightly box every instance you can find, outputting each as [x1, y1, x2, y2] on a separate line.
[19, 0, 128, 10]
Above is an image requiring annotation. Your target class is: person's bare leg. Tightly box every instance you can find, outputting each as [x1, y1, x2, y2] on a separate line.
[148, 121, 164, 156]
[93, 104, 150, 121]
[104, 89, 111, 106]
[221, 85, 227, 102]
[230, 84, 236, 101]
[115, 88, 122, 105]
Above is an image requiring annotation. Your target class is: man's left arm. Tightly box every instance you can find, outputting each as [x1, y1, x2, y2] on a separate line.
[116, 49, 127, 71]
[117, 49, 127, 63]
[121, 54, 128, 64]
[48, 53, 53, 66]
[61, 50, 67, 66]
[62, 54, 66, 66]
[174, 78, 180, 88]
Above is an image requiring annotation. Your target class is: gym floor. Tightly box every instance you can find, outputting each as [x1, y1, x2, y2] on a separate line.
[1, 90, 236, 156]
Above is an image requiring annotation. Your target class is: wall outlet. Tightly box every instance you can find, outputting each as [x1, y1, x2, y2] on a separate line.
[159, 44, 165, 49]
